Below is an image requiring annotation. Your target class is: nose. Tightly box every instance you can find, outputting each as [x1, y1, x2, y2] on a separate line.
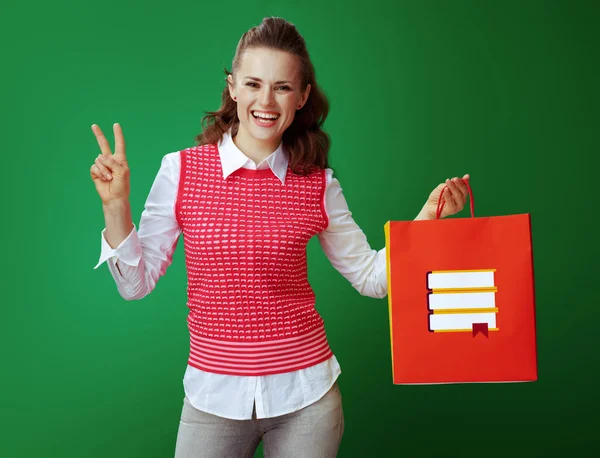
[259, 87, 275, 106]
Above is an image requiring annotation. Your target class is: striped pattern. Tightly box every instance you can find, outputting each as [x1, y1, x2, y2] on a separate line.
[176, 143, 332, 376]
[188, 325, 333, 375]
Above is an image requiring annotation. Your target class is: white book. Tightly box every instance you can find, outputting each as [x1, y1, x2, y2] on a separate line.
[428, 291, 496, 311]
[429, 312, 498, 332]
[427, 270, 496, 291]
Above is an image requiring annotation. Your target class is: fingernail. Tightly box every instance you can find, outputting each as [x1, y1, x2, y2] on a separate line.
[106, 173, 112, 179]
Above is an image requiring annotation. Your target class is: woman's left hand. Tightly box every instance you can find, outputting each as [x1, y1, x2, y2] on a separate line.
[418, 174, 471, 220]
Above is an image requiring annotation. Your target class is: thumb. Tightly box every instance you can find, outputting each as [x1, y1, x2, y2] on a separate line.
[430, 182, 445, 198]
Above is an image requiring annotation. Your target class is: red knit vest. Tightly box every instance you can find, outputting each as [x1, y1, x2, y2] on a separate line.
[175, 143, 333, 376]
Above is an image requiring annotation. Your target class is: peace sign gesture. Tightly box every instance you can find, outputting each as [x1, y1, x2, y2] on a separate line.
[90, 123, 130, 205]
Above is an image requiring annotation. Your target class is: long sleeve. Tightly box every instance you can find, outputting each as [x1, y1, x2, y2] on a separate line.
[317, 169, 387, 299]
[93, 152, 182, 300]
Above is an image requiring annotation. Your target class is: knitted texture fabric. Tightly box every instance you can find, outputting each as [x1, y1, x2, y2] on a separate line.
[175, 143, 333, 376]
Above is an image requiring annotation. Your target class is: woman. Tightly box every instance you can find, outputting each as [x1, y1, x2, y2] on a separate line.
[90, 17, 469, 458]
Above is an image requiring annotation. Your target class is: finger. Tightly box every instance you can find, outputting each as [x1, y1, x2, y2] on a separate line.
[97, 154, 126, 176]
[113, 123, 126, 160]
[444, 179, 459, 208]
[90, 163, 106, 181]
[94, 155, 113, 180]
[451, 177, 468, 204]
[91, 124, 113, 156]
[447, 178, 465, 206]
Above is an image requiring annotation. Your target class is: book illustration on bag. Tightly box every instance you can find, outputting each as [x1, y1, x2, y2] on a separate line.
[427, 269, 498, 337]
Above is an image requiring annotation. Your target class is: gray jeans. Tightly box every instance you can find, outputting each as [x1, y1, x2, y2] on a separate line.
[173, 382, 344, 458]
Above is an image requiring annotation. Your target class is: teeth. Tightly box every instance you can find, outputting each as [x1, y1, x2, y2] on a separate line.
[253, 111, 279, 119]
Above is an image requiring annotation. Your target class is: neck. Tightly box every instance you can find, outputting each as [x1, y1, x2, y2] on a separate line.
[233, 126, 281, 164]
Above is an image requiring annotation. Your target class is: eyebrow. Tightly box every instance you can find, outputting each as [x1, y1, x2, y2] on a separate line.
[244, 76, 295, 85]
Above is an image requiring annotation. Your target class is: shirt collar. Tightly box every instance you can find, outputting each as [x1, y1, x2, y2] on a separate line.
[217, 131, 289, 184]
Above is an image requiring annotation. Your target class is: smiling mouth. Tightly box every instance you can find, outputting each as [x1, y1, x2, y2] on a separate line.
[251, 111, 280, 127]
[252, 111, 280, 120]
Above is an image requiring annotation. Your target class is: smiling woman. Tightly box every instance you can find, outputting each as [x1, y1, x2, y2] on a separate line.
[90, 16, 469, 458]
[229, 48, 310, 162]
[196, 18, 331, 174]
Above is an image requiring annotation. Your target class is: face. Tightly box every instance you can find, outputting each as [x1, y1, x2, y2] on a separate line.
[228, 47, 311, 152]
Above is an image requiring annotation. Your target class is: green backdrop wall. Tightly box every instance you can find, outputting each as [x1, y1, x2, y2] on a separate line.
[2, 0, 598, 456]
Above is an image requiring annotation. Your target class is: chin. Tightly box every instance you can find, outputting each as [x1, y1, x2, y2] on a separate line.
[248, 124, 283, 142]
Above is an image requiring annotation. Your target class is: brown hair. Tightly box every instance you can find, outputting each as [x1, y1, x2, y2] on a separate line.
[195, 17, 330, 175]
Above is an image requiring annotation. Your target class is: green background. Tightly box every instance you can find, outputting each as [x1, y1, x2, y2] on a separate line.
[2, 0, 598, 456]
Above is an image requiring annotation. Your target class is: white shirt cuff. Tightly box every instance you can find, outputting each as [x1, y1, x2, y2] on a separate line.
[94, 224, 142, 269]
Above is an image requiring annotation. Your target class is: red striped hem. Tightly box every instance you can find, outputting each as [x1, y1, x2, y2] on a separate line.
[189, 325, 325, 350]
[190, 338, 330, 365]
[188, 350, 333, 376]
[186, 325, 333, 376]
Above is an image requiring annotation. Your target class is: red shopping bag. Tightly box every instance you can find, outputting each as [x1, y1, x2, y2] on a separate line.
[384, 182, 537, 384]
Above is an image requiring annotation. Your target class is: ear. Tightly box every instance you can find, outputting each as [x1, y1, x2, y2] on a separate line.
[227, 74, 236, 101]
[298, 83, 311, 110]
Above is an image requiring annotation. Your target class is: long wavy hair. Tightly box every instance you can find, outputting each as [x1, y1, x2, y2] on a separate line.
[195, 17, 330, 175]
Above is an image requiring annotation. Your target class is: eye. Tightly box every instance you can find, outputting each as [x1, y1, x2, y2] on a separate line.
[277, 85, 291, 91]
[246, 82, 259, 88]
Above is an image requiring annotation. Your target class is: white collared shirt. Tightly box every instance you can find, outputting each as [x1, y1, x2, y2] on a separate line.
[95, 132, 388, 419]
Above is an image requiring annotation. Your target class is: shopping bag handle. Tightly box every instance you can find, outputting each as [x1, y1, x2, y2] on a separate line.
[435, 178, 475, 219]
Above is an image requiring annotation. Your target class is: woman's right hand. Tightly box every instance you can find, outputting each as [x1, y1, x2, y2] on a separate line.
[90, 123, 130, 205]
